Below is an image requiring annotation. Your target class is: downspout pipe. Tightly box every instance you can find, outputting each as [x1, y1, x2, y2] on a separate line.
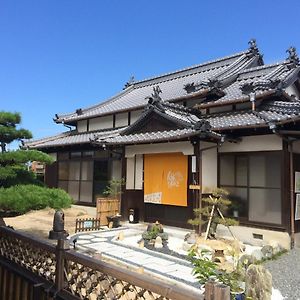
[62, 121, 72, 131]
[272, 126, 296, 249]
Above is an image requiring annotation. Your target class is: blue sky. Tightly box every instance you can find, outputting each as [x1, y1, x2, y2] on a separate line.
[1, 0, 300, 144]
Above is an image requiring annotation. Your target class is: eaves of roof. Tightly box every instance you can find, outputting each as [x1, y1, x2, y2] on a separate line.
[95, 128, 222, 146]
[25, 128, 125, 149]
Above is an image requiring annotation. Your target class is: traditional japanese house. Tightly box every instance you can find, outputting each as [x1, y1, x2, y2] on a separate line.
[26, 40, 300, 247]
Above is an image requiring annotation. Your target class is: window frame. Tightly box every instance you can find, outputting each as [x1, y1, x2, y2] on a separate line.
[218, 151, 283, 227]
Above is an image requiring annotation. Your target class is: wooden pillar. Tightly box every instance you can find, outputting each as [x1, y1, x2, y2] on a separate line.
[55, 239, 65, 291]
[289, 141, 295, 248]
[193, 141, 202, 235]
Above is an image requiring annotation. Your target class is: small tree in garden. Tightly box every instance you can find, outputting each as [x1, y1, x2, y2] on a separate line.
[103, 178, 125, 200]
[188, 188, 238, 238]
[0, 111, 53, 187]
[0, 111, 73, 223]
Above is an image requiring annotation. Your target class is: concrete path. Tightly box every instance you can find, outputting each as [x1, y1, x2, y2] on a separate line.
[70, 224, 202, 294]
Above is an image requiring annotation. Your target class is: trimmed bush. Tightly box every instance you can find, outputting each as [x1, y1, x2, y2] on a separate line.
[0, 185, 73, 214]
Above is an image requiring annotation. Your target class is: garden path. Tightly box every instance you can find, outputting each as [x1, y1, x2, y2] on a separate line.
[265, 248, 300, 300]
[70, 224, 203, 294]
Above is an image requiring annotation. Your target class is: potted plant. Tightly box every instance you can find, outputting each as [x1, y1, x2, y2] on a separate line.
[102, 178, 125, 228]
[231, 200, 241, 218]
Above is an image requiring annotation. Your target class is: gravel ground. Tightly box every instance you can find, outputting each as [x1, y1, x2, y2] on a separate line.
[264, 249, 300, 300]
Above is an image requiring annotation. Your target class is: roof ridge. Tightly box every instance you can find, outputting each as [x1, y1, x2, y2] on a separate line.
[133, 50, 250, 86]
[238, 61, 288, 75]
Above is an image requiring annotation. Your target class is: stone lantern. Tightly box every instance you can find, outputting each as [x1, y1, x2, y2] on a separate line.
[48, 210, 68, 240]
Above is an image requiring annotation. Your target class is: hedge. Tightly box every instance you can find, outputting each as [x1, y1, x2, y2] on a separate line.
[0, 185, 73, 214]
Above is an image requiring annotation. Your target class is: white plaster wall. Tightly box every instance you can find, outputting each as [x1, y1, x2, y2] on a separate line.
[125, 141, 194, 158]
[126, 157, 135, 189]
[130, 110, 143, 124]
[89, 115, 113, 131]
[115, 112, 128, 128]
[219, 135, 282, 153]
[201, 142, 218, 193]
[135, 154, 143, 190]
[77, 120, 88, 132]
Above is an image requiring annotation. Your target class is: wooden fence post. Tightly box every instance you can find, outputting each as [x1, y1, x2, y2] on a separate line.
[205, 280, 215, 300]
[205, 281, 230, 300]
[214, 284, 230, 300]
[55, 239, 65, 291]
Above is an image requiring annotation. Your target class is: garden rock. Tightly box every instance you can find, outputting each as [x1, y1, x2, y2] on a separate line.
[184, 232, 197, 244]
[182, 241, 192, 252]
[239, 254, 256, 269]
[244, 245, 264, 260]
[268, 240, 283, 255]
[261, 245, 273, 259]
[197, 244, 213, 253]
[154, 236, 163, 249]
[250, 249, 263, 261]
[245, 264, 272, 300]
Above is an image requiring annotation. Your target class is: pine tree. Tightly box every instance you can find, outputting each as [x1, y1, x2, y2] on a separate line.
[0, 111, 53, 187]
[188, 188, 238, 238]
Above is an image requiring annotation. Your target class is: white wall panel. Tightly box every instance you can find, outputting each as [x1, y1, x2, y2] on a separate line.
[135, 154, 143, 190]
[130, 110, 143, 124]
[125, 141, 194, 158]
[126, 157, 135, 189]
[77, 120, 87, 132]
[115, 112, 128, 128]
[89, 115, 113, 131]
[202, 146, 218, 193]
[219, 135, 282, 153]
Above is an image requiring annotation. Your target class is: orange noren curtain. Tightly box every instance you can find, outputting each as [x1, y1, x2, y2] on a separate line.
[144, 153, 187, 206]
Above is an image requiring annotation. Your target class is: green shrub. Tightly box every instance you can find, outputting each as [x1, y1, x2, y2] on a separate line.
[0, 185, 73, 214]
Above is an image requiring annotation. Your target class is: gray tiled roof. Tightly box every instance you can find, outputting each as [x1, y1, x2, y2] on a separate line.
[199, 63, 300, 107]
[27, 43, 300, 150]
[206, 111, 265, 130]
[25, 128, 124, 149]
[55, 49, 259, 123]
[101, 128, 198, 145]
[203, 100, 300, 130]
[27, 97, 300, 149]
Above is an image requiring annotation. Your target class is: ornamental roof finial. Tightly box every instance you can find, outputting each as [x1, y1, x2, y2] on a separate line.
[124, 76, 135, 89]
[248, 38, 259, 54]
[286, 46, 299, 65]
[146, 86, 163, 109]
[151, 86, 162, 101]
